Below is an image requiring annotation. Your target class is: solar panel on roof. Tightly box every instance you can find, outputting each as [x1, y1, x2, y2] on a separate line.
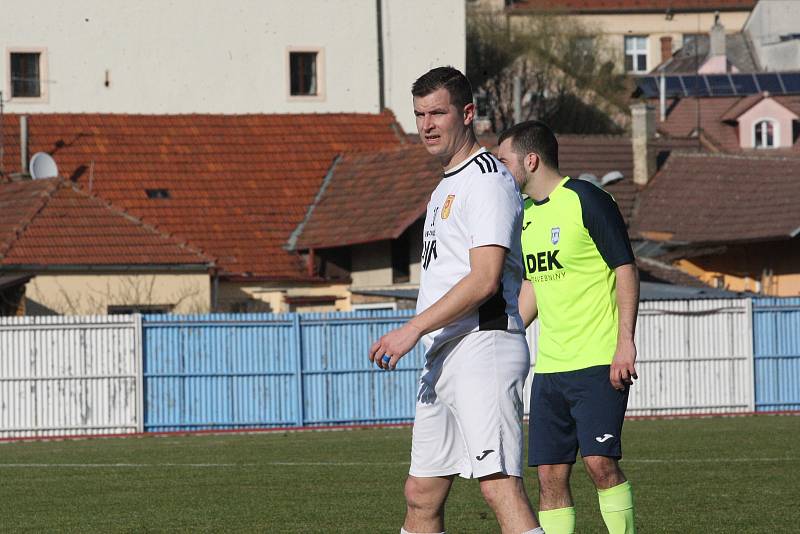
[707, 75, 735, 96]
[636, 77, 659, 98]
[665, 76, 684, 96]
[779, 72, 800, 93]
[635, 72, 800, 99]
[755, 73, 782, 93]
[681, 75, 709, 96]
[730, 74, 758, 95]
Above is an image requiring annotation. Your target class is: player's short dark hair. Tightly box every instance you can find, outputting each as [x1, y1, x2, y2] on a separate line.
[411, 66, 474, 110]
[498, 120, 559, 170]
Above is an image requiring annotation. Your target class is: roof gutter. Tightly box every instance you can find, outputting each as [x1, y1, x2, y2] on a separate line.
[0, 263, 213, 273]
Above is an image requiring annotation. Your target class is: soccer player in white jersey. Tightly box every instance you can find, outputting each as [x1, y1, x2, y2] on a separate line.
[368, 67, 543, 534]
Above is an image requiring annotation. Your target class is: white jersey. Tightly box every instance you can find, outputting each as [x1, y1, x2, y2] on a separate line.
[416, 147, 526, 353]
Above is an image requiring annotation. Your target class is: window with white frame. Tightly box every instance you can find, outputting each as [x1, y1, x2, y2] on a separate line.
[8, 49, 47, 100]
[624, 36, 648, 73]
[753, 119, 778, 149]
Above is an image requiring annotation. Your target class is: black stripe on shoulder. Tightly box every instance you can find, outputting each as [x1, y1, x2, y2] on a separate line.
[486, 153, 498, 173]
[474, 156, 486, 174]
[443, 151, 489, 177]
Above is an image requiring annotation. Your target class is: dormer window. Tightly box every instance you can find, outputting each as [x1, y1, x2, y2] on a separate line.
[753, 119, 778, 149]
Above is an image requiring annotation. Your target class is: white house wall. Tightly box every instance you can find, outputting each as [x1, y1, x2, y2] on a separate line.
[1, 0, 464, 133]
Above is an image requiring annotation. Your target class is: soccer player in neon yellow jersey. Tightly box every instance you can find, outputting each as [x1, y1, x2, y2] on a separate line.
[496, 120, 639, 534]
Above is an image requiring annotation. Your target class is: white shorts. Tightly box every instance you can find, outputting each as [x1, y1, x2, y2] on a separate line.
[409, 330, 530, 480]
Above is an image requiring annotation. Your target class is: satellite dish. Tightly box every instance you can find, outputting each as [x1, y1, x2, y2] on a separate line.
[578, 173, 601, 187]
[29, 152, 59, 179]
[601, 171, 624, 186]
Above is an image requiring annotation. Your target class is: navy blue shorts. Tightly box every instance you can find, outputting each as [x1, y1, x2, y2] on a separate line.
[528, 364, 629, 466]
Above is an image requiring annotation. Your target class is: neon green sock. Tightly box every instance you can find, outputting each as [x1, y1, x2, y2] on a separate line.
[597, 481, 635, 534]
[538, 506, 576, 534]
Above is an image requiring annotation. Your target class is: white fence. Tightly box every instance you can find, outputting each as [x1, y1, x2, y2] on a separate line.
[0, 299, 755, 439]
[524, 299, 754, 416]
[0, 315, 143, 439]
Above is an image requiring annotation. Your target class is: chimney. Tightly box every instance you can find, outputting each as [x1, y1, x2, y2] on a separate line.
[20, 116, 28, 175]
[631, 103, 656, 186]
[660, 36, 673, 64]
[710, 12, 725, 57]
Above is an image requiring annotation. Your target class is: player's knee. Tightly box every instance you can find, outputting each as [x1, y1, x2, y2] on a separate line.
[404, 477, 439, 515]
[537, 464, 570, 487]
[478, 480, 503, 509]
[583, 456, 625, 489]
[478, 474, 519, 510]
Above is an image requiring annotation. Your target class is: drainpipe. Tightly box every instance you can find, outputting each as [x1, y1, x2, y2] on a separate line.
[376, 0, 385, 111]
[20, 115, 28, 174]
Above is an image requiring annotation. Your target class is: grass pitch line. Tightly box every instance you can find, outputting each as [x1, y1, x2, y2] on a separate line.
[0, 457, 796, 469]
[0, 461, 410, 468]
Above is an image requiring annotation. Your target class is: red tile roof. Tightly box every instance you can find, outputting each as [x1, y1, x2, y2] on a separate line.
[0, 178, 211, 267]
[0, 113, 404, 279]
[508, 0, 755, 13]
[651, 95, 800, 152]
[631, 152, 800, 244]
[292, 134, 706, 252]
[291, 145, 441, 250]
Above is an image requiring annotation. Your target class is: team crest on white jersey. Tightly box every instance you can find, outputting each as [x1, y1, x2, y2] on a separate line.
[441, 195, 455, 219]
[551, 227, 560, 245]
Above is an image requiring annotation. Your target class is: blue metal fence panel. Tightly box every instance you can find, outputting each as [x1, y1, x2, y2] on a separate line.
[299, 310, 422, 426]
[142, 310, 422, 431]
[753, 298, 800, 411]
[142, 313, 298, 431]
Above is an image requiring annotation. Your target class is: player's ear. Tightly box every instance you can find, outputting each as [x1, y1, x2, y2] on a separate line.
[462, 102, 476, 126]
[525, 153, 540, 172]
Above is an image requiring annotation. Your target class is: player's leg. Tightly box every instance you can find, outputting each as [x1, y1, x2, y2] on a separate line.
[406, 346, 465, 532]
[573, 365, 635, 534]
[478, 473, 543, 534]
[537, 464, 576, 534]
[441, 331, 541, 533]
[530, 371, 579, 534]
[403, 475, 454, 533]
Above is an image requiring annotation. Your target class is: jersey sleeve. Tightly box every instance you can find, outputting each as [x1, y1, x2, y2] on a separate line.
[566, 180, 634, 269]
[464, 174, 521, 250]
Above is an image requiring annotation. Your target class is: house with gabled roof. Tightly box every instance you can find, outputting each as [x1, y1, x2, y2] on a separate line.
[0, 112, 406, 314]
[287, 129, 710, 308]
[0, 178, 213, 315]
[631, 152, 800, 296]
[492, 0, 755, 75]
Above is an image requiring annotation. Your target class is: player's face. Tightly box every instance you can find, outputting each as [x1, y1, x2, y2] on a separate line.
[413, 88, 471, 160]
[496, 138, 527, 189]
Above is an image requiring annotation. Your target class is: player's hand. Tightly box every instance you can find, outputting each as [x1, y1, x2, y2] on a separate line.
[368, 323, 423, 370]
[610, 339, 638, 391]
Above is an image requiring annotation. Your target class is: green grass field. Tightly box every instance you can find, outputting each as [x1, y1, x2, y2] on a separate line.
[0, 415, 798, 533]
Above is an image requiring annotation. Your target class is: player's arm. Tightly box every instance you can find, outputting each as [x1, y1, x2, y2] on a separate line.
[368, 244, 506, 370]
[575, 181, 639, 390]
[518, 279, 538, 328]
[610, 262, 639, 390]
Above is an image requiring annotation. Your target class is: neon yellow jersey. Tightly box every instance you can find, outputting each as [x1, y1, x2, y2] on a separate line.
[521, 177, 634, 373]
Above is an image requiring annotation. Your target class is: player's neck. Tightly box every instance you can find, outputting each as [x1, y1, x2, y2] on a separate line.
[524, 169, 564, 202]
[441, 135, 481, 172]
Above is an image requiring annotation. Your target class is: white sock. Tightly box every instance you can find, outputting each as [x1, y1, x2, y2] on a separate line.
[522, 528, 545, 534]
[400, 529, 445, 534]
